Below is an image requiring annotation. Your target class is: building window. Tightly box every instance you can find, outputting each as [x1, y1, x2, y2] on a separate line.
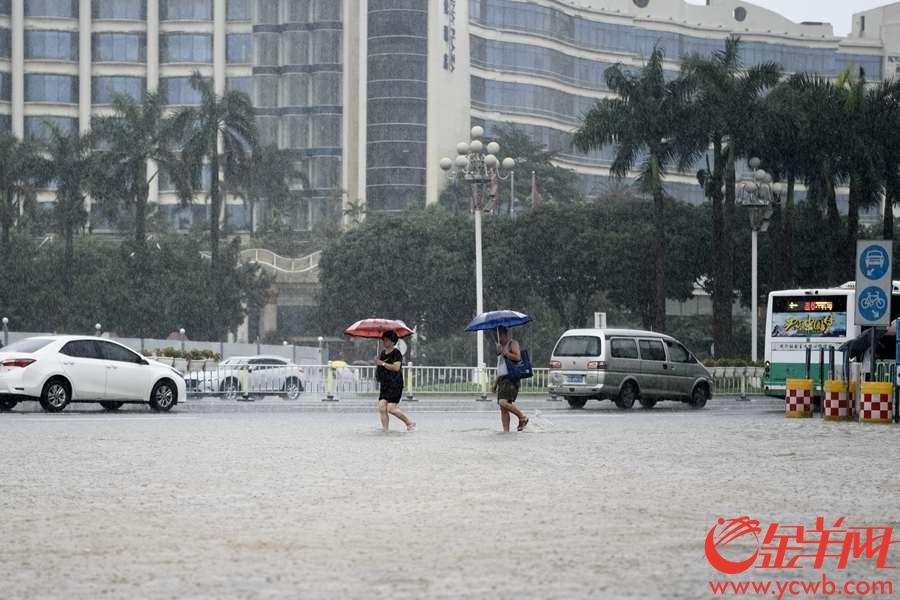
[860, 16, 866, 33]
[255, 74, 279, 107]
[24, 115, 76, 140]
[160, 33, 213, 64]
[160, 0, 212, 21]
[92, 33, 145, 62]
[226, 76, 253, 98]
[24, 73, 78, 103]
[160, 76, 203, 105]
[255, 32, 280, 66]
[226, 0, 250, 21]
[92, 76, 144, 103]
[25, 30, 78, 61]
[0, 29, 10, 59]
[311, 0, 340, 21]
[24, 0, 78, 18]
[286, 0, 309, 23]
[0, 71, 11, 101]
[257, 0, 280, 24]
[0, 0, 10, 16]
[0, 115, 10, 132]
[226, 33, 252, 64]
[92, 0, 145, 20]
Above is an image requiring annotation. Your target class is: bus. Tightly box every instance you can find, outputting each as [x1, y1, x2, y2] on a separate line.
[763, 281, 900, 397]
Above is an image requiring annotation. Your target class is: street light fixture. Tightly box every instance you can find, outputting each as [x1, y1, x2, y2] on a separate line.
[94, 323, 102, 337]
[180, 327, 186, 353]
[737, 157, 776, 363]
[1, 317, 8, 347]
[440, 126, 516, 372]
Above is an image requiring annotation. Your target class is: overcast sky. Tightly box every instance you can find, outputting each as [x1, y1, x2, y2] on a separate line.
[686, 0, 887, 36]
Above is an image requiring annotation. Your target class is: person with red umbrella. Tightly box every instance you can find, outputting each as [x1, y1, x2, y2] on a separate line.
[374, 330, 415, 432]
[345, 319, 416, 432]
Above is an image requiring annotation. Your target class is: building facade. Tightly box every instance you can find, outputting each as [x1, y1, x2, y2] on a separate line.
[4, 0, 900, 230]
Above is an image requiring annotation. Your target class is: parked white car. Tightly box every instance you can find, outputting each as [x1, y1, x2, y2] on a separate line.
[184, 355, 305, 399]
[0, 336, 186, 413]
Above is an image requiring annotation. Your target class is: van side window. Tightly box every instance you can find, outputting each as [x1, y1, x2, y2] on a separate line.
[610, 338, 638, 359]
[638, 339, 667, 362]
[553, 336, 601, 357]
[665, 340, 695, 363]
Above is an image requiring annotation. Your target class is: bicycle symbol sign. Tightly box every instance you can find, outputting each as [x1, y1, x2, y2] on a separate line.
[858, 286, 889, 322]
[859, 245, 890, 280]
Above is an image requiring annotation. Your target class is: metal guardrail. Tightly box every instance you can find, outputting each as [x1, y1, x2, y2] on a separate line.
[183, 363, 753, 400]
[198, 249, 321, 274]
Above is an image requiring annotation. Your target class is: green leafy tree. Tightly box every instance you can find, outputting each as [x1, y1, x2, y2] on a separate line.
[575, 46, 696, 331]
[231, 143, 308, 233]
[0, 134, 47, 255]
[172, 72, 257, 271]
[681, 35, 781, 356]
[91, 91, 193, 248]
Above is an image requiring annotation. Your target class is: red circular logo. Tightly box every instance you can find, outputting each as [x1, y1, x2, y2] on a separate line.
[705, 517, 761, 575]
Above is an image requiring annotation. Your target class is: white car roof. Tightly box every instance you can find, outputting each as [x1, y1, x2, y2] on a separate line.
[559, 328, 675, 341]
[224, 355, 292, 362]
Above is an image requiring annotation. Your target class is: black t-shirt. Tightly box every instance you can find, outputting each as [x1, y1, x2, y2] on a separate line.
[377, 348, 404, 393]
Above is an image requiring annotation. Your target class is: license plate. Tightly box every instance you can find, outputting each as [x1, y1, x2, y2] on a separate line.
[565, 375, 584, 384]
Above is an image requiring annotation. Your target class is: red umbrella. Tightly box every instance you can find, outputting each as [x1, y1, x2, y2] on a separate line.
[344, 318, 414, 339]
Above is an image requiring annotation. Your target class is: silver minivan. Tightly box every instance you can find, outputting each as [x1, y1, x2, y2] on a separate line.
[547, 328, 712, 409]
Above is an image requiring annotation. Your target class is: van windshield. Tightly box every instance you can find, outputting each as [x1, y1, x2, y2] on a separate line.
[554, 336, 601, 357]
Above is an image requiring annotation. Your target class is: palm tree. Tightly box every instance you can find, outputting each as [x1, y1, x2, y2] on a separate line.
[681, 35, 781, 357]
[231, 144, 308, 233]
[859, 79, 900, 240]
[574, 47, 695, 330]
[44, 123, 95, 285]
[91, 91, 193, 249]
[0, 134, 48, 255]
[172, 72, 256, 270]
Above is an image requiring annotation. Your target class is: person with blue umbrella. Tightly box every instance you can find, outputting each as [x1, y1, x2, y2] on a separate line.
[466, 310, 532, 432]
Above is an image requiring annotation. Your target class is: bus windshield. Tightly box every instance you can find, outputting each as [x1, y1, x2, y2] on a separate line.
[770, 295, 848, 338]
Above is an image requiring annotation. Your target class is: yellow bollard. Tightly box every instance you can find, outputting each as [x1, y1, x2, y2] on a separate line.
[785, 378, 813, 418]
[859, 381, 893, 424]
[321, 362, 336, 402]
[823, 380, 855, 421]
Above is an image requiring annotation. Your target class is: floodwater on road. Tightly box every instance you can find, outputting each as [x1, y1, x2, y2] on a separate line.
[0, 397, 898, 599]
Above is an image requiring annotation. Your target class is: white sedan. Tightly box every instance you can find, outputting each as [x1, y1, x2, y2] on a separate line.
[184, 355, 305, 399]
[0, 336, 186, 413]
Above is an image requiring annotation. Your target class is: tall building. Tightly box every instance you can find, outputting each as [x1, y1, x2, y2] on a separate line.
[5, 0, 900, 231]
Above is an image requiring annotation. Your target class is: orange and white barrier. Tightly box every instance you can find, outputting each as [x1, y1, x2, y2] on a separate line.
[785, 378, 813, 418]
[859, 382, 893, 424]
[823, 380, 855, 422]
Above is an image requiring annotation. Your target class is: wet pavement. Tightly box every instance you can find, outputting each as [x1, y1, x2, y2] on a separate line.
[1, 396, 897, 599]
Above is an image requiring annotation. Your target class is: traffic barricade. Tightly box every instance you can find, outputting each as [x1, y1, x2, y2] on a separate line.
[785, 378, 813, 418]
[859, 382, 893, 424]
[823, 380, 854, 421]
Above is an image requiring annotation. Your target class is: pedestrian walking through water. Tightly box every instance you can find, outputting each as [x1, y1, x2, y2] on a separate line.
[493, 325, 529, 432]
[375, 330, 415, 432]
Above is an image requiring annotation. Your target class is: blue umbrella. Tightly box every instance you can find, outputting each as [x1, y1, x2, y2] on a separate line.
[465, 310, 532, 331]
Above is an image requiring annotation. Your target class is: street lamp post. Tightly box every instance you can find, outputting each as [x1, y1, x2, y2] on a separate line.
[180, 328, 186, 353]
[1, 317, 8, 347]
[94, 323, 102, 337]
[440, 126, 516, 372]
[738, 157, 776, 363]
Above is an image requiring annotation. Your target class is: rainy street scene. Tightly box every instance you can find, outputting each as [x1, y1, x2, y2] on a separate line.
[1, 0, 900, 598]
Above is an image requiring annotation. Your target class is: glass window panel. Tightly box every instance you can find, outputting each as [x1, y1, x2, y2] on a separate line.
[285, 114, 308, 148]
[160, 0, 212, 21]
[255, 33, 279, 66]
[226, 33, 252, 64]
[226, 76, 253, 98]
[226, 0, 249, 21]
[286, 0, 309, 23]
[25, 0, 78, 18]
[309, 156, 340, 188]
[92, 33, 145, 62]
[255, 75, 278, 107]
[0, 71, 10, 101]
[284, 31, 308, 65]
[161, 76, 202, 105]
[309, 113, 340, 147]
[0, 0, 9, 15]
[25, 30, 78, 61]
[310, 71, 340, 105]
[256, 115, 279, 146]
[92, 0, 144, 20]
[24, 115, 76, 140]
[312, 0, 340, 21]
[92, 75, 144, 103]
[24, 73, 78, 102]
[0, 29, 10, 59]
[310, 29, 341, 64]
[257, 0, 279, 24]
[284, 73, 309, 106]
[160, 34, 212, 63]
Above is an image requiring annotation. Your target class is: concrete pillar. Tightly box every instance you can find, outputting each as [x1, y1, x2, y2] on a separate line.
[258, 288, 279, 337]
[213, 0, 225, 96]
[146, 0, 159, 205]
[78, 0, 91, 133]
[11, 0, 23, 139]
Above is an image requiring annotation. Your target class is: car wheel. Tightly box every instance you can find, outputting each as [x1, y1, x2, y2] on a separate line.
[615, 382, 637, 410]
[99, 401, 123, 411]
[689, 385, 709, 409]
[639, 397, 657, 409]
[149, 380, 177, 412]
[0, 396, 17, 412]
[284, 376, 302, 400]
[565, 396, 587, 409]
[220, 377, 240, 401]
[39, 379, 70, 413]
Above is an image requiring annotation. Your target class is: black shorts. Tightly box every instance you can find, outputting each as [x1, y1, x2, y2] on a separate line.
[496, 377, 519, 402]
[379, 388, 403, 404]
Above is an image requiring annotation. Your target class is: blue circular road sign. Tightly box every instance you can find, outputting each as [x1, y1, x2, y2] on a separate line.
[859, 245, 890, 280]
[858, 286, 889, 322]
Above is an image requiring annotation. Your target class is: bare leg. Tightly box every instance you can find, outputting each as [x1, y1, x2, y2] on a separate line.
[499, 401, 511, 432]
[378, 399, 390, 432]
[500, 399, 527, 428]
[387, 404, 415, 430]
